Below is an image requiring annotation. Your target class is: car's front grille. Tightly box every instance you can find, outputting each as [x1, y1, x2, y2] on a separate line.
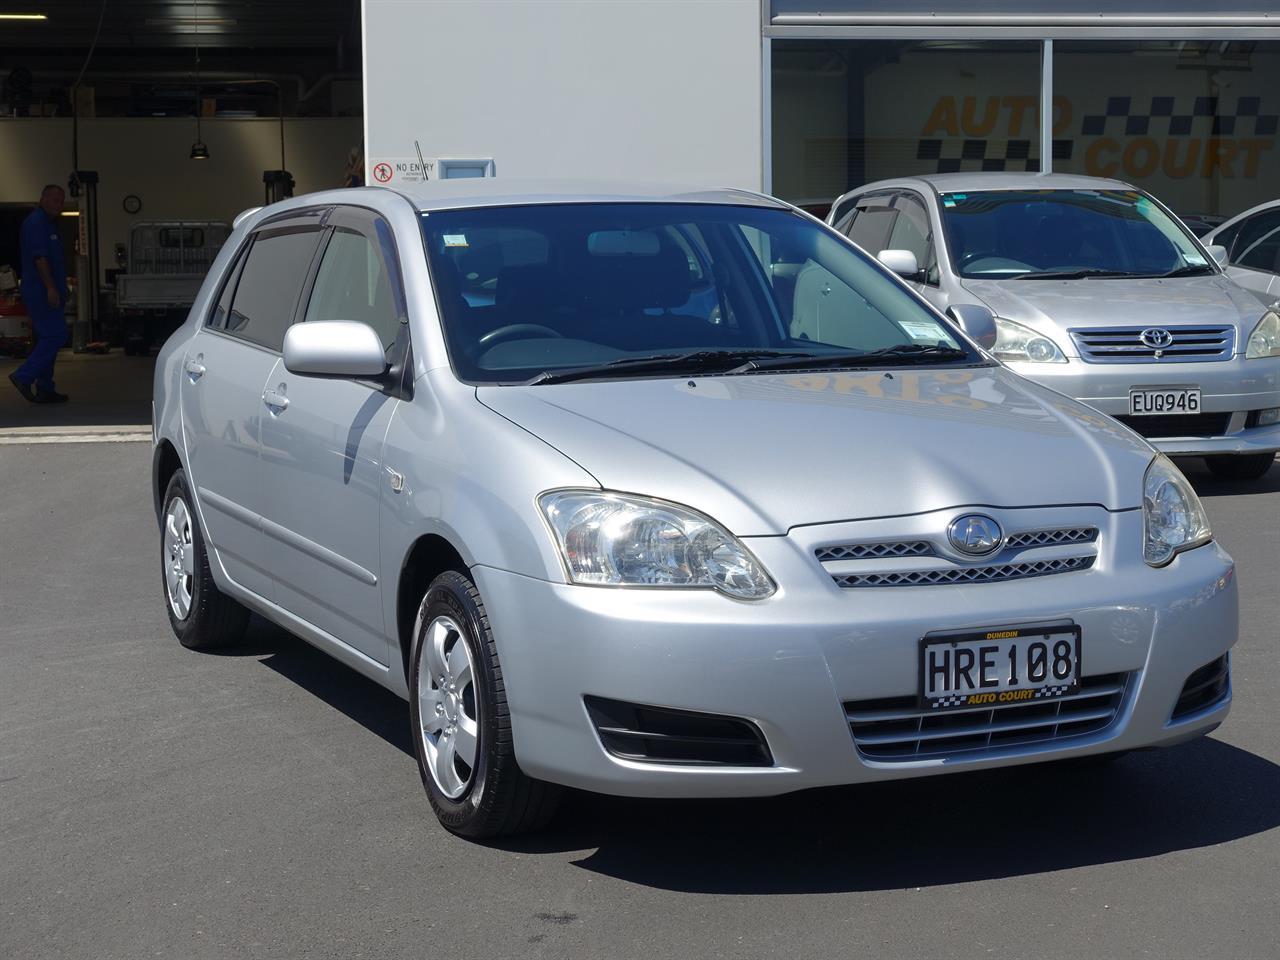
[832, 556, 1095, 588]
[1071, 325, 1234, 363]
[844, 672, 1129, 761]
[1171, 654, 1230, 720]
[1115, 413, 1233, 438]
[815, 540, 935, 562]
[818, 525, 1100, 589]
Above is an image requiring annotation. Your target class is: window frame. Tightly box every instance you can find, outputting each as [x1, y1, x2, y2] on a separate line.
[887, 189, 938, 286]
[1229, 209, 1280, 275]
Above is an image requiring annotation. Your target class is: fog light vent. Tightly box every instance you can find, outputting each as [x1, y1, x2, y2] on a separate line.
[584, 696, 773, 766]
[1171, 654, 1230, 721]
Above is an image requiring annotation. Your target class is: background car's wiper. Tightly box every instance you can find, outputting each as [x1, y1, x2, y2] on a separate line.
[526, 349, 815, 385]
[1157, 264, 1215, 278]
[1018, 268, 1142, 280]
[732, 343, 970, 372]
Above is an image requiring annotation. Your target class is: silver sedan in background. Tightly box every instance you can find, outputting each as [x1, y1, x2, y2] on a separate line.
[153, 181, 1237, 837]
[828, 173, 1280, 481]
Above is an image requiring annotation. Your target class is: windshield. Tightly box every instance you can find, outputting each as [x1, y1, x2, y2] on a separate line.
[940, 189, 1212, 280]
[420, 203, 981, 384]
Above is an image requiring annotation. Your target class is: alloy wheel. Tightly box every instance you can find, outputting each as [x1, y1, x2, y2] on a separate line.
[417, 615, 480, 799]
[163, 497, 195, 620]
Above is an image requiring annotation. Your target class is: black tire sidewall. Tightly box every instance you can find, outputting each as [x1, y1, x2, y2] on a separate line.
[408, 571, 501, 831]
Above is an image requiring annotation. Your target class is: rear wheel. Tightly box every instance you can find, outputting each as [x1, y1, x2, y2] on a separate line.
[161, 469, 249, 650]
[1204, 453, 1275, 482]
[409, 570, 562, 838]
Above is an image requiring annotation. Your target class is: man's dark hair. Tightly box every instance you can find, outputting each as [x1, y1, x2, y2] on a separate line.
[40, 184, 64, 198]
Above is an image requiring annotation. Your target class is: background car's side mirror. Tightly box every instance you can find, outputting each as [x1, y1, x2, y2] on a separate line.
[283, 321, 388, 378]
[1205, 244, 1229, 266]
[877, 249, 920, 279]
[947, 303, 998, 350]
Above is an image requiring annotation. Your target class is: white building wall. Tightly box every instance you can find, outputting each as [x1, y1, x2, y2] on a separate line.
[362, 0, 764, 190]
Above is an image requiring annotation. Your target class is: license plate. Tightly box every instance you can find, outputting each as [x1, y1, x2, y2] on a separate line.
[1129, 388, 1200, 416]
[919, 624, 1081, 711]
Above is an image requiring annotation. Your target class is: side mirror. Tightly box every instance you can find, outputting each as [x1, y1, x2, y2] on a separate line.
[947, 303, 998, 350]
[283, 321, 388, 378]
[877, 249, 920, 279]
[1205, 243, 1228, 267]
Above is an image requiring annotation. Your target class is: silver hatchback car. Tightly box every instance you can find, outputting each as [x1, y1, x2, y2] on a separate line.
[828, 173, 1280, 481]
[153, 181, 1236, 837]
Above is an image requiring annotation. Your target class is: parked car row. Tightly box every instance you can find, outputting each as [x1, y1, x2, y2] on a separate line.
[154, 177, 1241, 838]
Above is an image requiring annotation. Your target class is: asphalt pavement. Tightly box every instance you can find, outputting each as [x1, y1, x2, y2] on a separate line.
[2, 441, 1278, 959]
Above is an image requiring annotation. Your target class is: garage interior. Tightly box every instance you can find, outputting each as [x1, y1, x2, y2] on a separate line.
[0, 0, 362, 428]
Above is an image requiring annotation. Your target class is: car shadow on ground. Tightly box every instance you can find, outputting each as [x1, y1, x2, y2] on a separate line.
[1174, 456, 1280, 498]
[246, 617, 1280, 895]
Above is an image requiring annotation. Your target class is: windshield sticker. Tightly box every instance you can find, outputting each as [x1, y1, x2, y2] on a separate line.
[443, 234, 468, 248]
[899, 320, 948, 342]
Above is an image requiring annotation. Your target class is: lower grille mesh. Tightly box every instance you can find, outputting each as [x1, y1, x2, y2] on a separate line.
[844, 672, 1129, 761]
[833, 555, 1095, 588]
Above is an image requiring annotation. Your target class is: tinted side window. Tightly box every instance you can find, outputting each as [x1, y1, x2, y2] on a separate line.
[1233, 210, 1280, 272]
[304, 226, 402, 349]
[844, 195, 898, 253]
[208, 245, 248, 330]
[225, 227, 320, 350]
[888, 193, 935, 283]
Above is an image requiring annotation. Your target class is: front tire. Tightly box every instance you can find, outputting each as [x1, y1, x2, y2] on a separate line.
[161, 469, 249, 650]
[1204, 453, 1275, 482]
[409, 570, 562, 838]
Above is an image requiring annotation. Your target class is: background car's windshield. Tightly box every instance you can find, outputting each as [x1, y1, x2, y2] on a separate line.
[421, 203, 976, 383]
[941, 189, 1210, 279]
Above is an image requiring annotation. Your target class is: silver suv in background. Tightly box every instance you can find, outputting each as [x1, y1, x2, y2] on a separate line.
[153, 181, 1236, 838]
[827, 173, 1280, 481]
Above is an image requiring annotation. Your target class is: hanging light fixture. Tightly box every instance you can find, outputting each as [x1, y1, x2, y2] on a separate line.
[189, 0, 208, 159]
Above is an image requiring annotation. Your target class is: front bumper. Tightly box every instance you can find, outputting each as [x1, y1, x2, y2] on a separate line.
[474, 508, 1237, 798]
[1006, 354, 1280, 456]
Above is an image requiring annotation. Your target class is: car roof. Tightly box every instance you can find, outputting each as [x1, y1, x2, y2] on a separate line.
[387, 178, 789, 212]
[842, 171, 1136, 199]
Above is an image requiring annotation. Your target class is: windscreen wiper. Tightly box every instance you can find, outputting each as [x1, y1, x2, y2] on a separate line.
[1018, 268, 1143, 280]
[1156, 264, 1215, 278]
[729, 342, 971, 373]
[526, 349, 816, 385]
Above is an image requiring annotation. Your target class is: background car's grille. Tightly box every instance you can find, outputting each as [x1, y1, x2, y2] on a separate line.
[815, 541, 935, 562]
[1115, 413, 1232, 438]
[1071, 325, 1234, 363]
[1005, 527, 1097, 549]
[844, 672, 1129, 761]
[832, 556, 1094, 588]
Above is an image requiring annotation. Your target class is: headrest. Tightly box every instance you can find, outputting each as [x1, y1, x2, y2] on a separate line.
[582, 243, 693, 311]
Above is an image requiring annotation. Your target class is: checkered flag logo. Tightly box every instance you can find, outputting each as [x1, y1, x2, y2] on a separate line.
[1034, 684, 1073, 699]
[1081, 94, 1278, 138]
[931, 694, 971, 709]
[915, 138, 1074, 174]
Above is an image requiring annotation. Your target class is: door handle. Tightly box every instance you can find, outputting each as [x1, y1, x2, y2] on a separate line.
[184, 359, 206, 381]
[262, 390, 290, 412]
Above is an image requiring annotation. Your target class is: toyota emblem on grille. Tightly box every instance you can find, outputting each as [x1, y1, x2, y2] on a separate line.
[1140, 327, 1175, 349]
[947, 514, 1004, 556]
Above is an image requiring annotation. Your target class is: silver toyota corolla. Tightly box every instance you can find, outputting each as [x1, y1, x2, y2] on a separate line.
[828, 172, 1280, 482]
[153, 181, 1237, 837]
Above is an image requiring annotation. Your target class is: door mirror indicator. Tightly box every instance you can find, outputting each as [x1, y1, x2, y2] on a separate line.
[947, 303, 999, 350]
[877, 249, 920, 279]
[283, 321, 388, 378]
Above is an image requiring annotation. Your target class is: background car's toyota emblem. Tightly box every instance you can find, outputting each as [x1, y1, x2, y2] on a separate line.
[947, 514, 1004, 556]
[1140, 328, 1175, 349]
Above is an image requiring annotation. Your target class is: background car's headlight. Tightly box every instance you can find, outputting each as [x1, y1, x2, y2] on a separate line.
[992, 317, 1067, 363]
[1143, 455, 1212, 566]
[1245, 310, 1280, 359]
[539, 491, 776, 600]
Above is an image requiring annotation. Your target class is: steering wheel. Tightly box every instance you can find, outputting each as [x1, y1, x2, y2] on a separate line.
[477, 323, 565, 348]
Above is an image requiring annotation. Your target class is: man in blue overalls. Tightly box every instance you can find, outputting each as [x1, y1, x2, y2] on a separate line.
[9, 184, 70, 403]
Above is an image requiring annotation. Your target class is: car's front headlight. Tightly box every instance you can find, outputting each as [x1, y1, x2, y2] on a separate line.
[1143, 455, 1212, 567]
[1245, 309, 1280, 359]
[539, 490, 776, 600]
[992, 317, 1067, 363]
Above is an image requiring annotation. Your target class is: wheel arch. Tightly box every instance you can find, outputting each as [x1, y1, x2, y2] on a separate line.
[152, 439, 184, 524]
[396, 533, 470, 680]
